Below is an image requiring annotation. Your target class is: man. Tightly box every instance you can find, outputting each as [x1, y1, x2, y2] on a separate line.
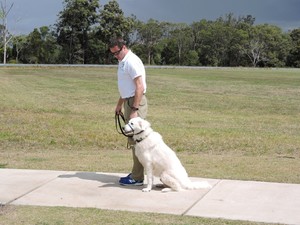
[109, 37, 148, 186]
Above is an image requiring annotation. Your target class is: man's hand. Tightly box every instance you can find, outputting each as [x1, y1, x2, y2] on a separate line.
[130, 110, 138, 119]
[115, 105, 122, 115]
[115, 97, 125, 115]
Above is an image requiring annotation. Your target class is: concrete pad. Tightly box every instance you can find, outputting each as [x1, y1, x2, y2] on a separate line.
[0, 169, 66, 204]
[186, 179, 300, 225]
[2, 169, 300, 225]
[13, 171, 218, 215]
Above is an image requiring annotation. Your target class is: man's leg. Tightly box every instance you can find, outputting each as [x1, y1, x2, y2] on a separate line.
[124, 95, 148, 181]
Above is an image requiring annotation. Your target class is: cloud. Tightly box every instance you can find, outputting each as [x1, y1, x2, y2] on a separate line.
[6, 0, 300, 34]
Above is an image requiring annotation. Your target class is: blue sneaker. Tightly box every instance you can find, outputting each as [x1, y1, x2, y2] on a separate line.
[119, 173, 144, 186]
[119, 173, 132, 181]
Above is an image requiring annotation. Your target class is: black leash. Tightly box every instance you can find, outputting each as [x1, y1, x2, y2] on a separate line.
[115, 112, 133, 138]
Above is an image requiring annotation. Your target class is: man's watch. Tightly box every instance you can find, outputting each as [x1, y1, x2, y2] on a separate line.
[131, 106, 139, 111]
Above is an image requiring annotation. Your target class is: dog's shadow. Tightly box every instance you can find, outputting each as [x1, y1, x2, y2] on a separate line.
[58, 172, 142, 190]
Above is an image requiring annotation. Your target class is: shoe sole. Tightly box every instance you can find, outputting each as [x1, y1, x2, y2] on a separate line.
[119, 182, 144, 186]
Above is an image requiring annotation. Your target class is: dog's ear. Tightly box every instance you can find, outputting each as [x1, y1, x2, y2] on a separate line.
[138, 120, 144, 130]
[139, 119, 150, 130]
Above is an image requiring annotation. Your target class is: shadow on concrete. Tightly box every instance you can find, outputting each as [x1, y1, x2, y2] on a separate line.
[58, 172, 144, 190]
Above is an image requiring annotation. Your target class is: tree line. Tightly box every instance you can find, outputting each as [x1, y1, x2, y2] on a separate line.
[1, 0, 300, 67]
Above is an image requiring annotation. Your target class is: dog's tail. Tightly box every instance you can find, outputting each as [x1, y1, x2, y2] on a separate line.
[184, 181, 212, 190]
[161, 181, 212, 192]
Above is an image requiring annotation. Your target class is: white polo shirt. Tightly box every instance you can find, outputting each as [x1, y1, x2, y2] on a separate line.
[118, 50, 146, 99]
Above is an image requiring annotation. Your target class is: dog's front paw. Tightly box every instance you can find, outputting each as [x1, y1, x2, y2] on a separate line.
[142, 188, 151, 192]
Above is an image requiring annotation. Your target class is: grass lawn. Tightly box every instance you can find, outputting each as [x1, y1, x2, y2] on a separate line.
[0, 66, 299, 224]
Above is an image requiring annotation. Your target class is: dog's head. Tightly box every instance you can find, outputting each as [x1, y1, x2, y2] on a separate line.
[123, 117, 151, 135]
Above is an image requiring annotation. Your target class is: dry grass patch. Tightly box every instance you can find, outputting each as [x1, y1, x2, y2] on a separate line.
[0, 205, 270, 225]
[1, 66, 300, 182]
[1, 66, 299, 225]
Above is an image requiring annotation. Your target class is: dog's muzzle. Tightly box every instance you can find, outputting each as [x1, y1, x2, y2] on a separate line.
[123, 123, 134, 136]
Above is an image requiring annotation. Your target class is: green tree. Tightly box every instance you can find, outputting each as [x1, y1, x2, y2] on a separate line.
[197, 21, 224, 66]
[190, 19, 211, 66]
[18, 26, 60, 64]
[98, 0, 133, 43]
[244, 24, 290, 67]
[11, 35, 27, 63]
[169, 23, 193, 65]
[184, 50, 199, 66]
[84, 27, 107, 64]
[135, 19, 164, 65]
[56, 0, 99, 64]
[98, 0, 134, 63]
[199, 13, 250, 67]
[21, 28, 42, 63]
[191, 19, 208, 51]
[287, 28, 300, 67]
[161, 38, 177, 65]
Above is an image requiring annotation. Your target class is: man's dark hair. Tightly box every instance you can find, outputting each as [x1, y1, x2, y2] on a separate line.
[109, 37, 126, 49]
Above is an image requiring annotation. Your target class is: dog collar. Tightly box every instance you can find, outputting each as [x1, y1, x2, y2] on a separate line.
[135, 132, 150, 143]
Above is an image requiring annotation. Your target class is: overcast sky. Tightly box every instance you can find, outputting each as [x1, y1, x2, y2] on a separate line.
[5, 0, 300, 34]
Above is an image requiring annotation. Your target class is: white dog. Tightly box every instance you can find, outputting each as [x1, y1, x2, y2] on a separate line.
[123, 117, 212, 192]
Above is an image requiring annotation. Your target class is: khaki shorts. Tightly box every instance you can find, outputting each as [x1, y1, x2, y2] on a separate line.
[124, 95, 148, 146]
[124, 95, 148, 123]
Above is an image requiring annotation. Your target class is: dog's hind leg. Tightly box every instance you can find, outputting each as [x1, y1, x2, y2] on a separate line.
[160, 172, 182, 192]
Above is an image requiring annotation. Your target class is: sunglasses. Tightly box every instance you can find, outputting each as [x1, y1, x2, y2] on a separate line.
[111, 47, 123, 56]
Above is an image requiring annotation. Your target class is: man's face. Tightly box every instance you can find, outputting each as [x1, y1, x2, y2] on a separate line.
[110, 45, 125, 60]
